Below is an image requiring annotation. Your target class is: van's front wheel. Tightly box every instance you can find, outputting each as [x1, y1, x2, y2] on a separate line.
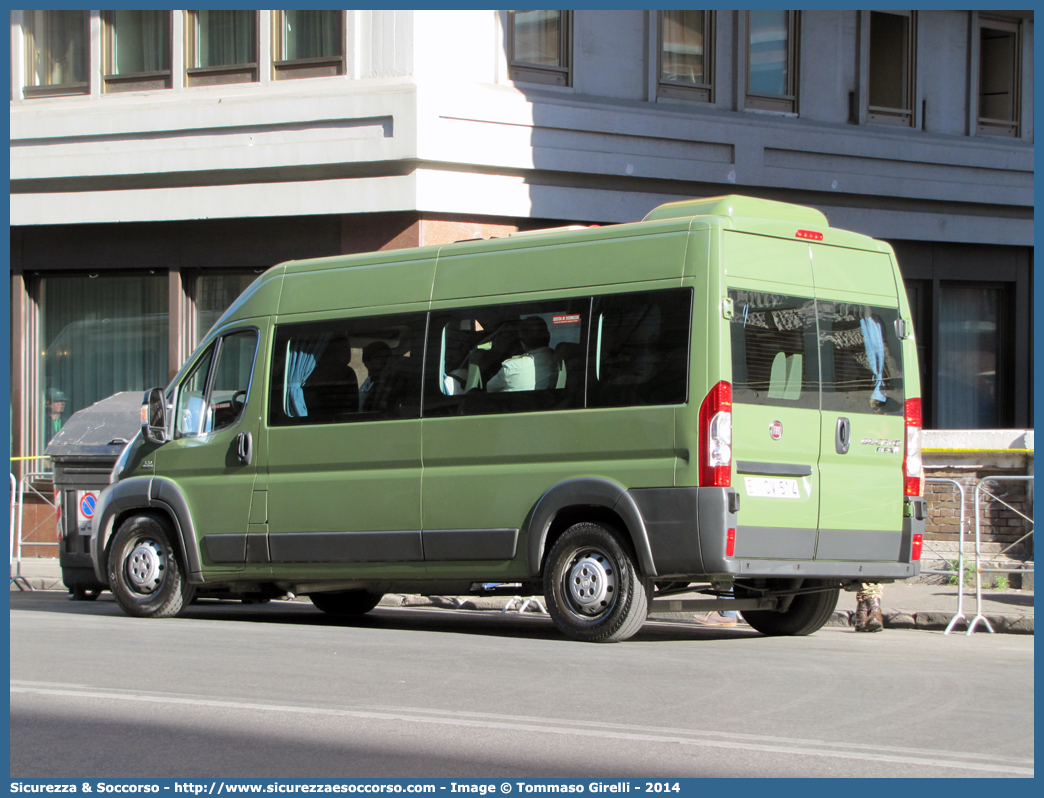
[543, 522, 649, 643]
[107, 514, 194, 618]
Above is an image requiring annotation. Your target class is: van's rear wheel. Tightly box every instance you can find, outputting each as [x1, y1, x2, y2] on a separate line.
[310, 590, 383, 616]
[543, 522, 649, 643]
[107, 514, 194, 618]
[738, 580, 840, 636]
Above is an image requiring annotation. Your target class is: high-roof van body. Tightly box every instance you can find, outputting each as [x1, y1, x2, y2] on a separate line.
[92, 196, 925, 641]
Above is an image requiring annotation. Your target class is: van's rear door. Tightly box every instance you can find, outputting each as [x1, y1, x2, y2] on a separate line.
[724, 233, 821, 561]
[811, 245, 906, 561]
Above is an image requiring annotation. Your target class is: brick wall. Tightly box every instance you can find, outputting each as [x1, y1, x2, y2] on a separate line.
[10, 484, 61, 559]
[921, 430, 1034, 578]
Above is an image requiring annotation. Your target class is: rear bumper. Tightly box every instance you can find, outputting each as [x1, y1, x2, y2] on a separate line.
[629, 486, 922, 582]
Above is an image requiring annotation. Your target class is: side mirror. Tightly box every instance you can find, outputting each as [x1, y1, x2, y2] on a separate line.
[141, 387, 168, 445]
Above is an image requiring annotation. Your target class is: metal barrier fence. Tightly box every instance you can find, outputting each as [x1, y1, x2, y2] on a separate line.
[9, 459, 58, 590]
[921, 478, 970, 635]
[967, 475, 1034, 634]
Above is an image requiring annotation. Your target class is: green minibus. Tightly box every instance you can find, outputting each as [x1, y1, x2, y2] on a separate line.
[91, 195, 926, 642]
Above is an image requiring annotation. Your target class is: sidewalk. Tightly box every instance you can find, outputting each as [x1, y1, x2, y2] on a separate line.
[10, 558, 1033, 634]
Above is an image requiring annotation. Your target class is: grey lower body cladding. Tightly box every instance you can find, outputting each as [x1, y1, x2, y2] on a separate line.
[629, 487, 921, 581]
[204, 528, 520, 564]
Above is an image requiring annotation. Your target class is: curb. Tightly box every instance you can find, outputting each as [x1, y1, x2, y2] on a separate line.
[828, 609, 1034, 635]
[12, 582, 1034, 634]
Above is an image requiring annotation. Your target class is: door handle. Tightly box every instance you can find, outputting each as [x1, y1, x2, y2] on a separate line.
[835, 417, 851, 455]
[236, 431, 253, 466]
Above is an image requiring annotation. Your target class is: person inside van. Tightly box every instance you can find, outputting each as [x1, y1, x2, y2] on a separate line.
[301, 335, 358, 421]
[359, 341, 392, 411]
[470, 323, 522, 386]
[487, 316, 556, 393]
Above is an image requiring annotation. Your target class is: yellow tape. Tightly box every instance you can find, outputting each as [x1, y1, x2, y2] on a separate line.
[10, 456, 51, 461]
[923, 448, 1034, 454]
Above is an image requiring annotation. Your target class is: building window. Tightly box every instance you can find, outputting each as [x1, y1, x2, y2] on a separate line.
[103, 11, 172, 92]
[937, 284, 1013, 429]
[187, 10, 258, 86]
[507, 10, 572, 87]
[274, 10, 345, 79]
[866, 11, 916, 126]
[658, 11, 714, 102]
[23, 10, 89, 97]
[977, 17, 1021, 137]
[193, 272, 259, 343]
[746, 10, 798, 113]
[38, 274, 168, 452]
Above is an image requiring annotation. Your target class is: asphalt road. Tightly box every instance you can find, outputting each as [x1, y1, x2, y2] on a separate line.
[9, 592, 1034, 779]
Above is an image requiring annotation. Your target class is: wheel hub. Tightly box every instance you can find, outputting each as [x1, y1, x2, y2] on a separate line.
[567, 552, 616, 615]
[127, 540, 165, 594]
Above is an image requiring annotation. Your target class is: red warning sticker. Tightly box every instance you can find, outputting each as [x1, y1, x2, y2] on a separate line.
[552, 314, 581, 325]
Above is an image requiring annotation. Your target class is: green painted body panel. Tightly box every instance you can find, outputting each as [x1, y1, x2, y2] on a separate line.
[277, 258, 437, 316]
[811, 244, 899, 304]
[733, 405, 821, 531]
[156, 318, 269, 579]
[421, 406, 677, 524]
[722, 233, 821, 533]
[723, 231, 814, 292]
[431, 227, 688, 301]
[265, 419, 423, 581]
[814, 243, 908, 541]
[644, 195, 829, 228]
[209, 269, 285, 334]
[817, 412, 904, 532]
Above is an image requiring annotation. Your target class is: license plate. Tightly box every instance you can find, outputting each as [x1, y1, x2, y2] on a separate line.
[744, 477, 800, 499]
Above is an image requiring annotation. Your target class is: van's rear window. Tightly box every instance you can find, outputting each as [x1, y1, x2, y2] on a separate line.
[729, 290, 820, 410]
[818, 302, 904, 416]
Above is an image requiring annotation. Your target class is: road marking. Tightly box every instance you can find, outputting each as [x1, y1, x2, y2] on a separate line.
[11, 681, 1033, 776]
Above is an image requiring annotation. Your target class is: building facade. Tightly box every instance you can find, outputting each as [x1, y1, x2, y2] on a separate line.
[10, 9, 1034, 468]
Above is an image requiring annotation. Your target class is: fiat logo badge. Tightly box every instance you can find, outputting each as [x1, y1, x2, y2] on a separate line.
[770, 421, 783, 440]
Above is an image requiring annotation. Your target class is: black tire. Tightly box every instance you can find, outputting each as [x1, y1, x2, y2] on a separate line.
[739, 580, 840, 636]
[543, 522, 649, 643]
[107, 514, 195, 618]
[310, 590, 383, 616]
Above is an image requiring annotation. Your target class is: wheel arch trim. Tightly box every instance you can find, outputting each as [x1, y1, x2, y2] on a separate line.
[91, 477, 203, 585]
[525, 477, 657, 578]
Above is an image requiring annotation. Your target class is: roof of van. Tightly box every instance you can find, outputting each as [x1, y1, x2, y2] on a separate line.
[643, 195, 829, 227]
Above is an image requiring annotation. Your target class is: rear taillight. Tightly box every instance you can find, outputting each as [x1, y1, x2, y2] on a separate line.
[911, 534, 923, 561]
[903, 398, 924, 496]
[699, 381, 732, 487]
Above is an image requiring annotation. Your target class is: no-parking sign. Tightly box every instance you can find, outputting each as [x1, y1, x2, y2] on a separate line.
[77, 491, 98, 535]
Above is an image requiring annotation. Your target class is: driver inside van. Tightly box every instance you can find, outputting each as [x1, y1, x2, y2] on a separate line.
[487, 316, 556, 393]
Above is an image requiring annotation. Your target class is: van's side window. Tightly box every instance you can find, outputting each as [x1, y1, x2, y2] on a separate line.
[588, 288, 692, 408]
[423, 298, 589, 417]
[175, 329, 259, 438]
[268, 312, 425, 426]
[728, 290, 819, 410]
[818, 302, 904, 415]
